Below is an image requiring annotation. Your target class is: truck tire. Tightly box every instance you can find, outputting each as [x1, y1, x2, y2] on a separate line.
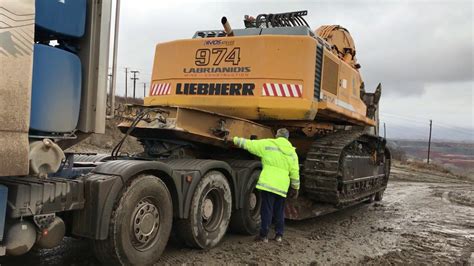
[230, 170, 261, 235]
[176, 170, 232, 249]
[93, 175, 172, 265]
[375, 189, 384, 201]
[365, 194, 376, 203]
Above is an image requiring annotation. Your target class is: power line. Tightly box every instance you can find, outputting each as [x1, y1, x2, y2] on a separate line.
[381, 113, 428, 124]
[380, 113, 472, 136]
[381, 112, 472, 134]
[118, 66, 152, 76]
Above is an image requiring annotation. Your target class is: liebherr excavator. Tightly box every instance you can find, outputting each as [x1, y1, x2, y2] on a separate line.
[0, 3, 389, 264]
[120, 10, 389, 215]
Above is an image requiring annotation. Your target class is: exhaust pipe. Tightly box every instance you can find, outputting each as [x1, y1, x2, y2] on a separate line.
[221, 16, 234, 36]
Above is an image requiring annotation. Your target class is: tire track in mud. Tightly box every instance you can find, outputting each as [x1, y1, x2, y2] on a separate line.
[362, 182, 474, 265]
[159, 181, 474, 265]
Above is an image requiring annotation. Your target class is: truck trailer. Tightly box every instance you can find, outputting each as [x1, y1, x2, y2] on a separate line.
[0, 1, 390, 265]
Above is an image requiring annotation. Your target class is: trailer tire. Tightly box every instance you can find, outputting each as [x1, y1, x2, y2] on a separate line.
[230, 170, 261, 235]
[93, 175, 172, 265]
[375, 189, 384, 201]
[176, 170, 231, 249]
[365, 194, 376, 204]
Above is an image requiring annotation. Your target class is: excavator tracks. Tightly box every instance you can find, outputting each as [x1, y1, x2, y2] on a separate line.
[303, 129, 389, 206]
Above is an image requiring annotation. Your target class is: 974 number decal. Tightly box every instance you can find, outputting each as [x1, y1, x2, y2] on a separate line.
[195, 48, 240, 66]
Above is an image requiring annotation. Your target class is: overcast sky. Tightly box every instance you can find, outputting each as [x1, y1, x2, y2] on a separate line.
[114, 0, 473, 141]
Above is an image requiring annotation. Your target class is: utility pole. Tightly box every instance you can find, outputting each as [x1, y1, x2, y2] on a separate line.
[108, 74, 113, 96]
[143, 82, 147, 98]
[108, 74, 113, 114]
[124, 67, 128, 103]
[427, 119, 432, 164]
[383, 122, 386, 139]
[130, 70, 140, 100]
[107, 0, 121, 119]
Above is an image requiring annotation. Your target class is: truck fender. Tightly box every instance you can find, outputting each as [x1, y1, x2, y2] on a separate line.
[164, 159, 234, 218]
[225, 160, 261, 209]
[72, 160, 174, 240]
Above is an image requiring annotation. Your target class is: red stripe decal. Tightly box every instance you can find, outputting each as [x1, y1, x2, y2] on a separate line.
[163, 84, 168, 95]
[278, 83, 286, 97]
[295, 84, 302, 97]
[263, 84, 269, 96]
[158, 84, 164, 95]
[157, 84, 163, 95]
[287, 84, 295, 97]
[270, 83, 278, 97]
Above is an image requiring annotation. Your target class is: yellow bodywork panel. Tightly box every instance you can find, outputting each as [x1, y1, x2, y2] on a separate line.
[144, 34, 374, 126]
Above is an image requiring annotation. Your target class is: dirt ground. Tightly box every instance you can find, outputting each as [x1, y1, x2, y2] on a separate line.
[65, 119, 143, 155]
[0, 162, 472, 265]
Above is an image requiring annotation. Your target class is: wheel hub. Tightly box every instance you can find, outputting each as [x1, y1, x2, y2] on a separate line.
[202, 198, 214, 220]
[249, 193, 257, 210]
[140, 213, 154, 234]
[201, 188, 225, 232]
[132, 200, 160, 248]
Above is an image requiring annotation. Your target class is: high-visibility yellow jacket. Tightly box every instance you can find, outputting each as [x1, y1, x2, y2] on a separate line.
[233, 136, 300, 197]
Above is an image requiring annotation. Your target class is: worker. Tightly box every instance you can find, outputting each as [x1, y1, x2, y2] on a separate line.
[233, 128, 300, 243]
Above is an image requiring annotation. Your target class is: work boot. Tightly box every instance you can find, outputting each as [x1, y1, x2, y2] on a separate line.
[274, 235, 282, 242]
[254, 235, 268, 243]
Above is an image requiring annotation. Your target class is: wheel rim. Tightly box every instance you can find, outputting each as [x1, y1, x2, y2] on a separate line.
[131, 197, 161, 251]
[249, 193, 257, 210]
[248, 188, 261, 219]
[201, 188, 224, 232]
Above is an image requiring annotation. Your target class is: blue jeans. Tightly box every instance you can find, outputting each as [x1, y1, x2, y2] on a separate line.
[259, 190, 285, 238]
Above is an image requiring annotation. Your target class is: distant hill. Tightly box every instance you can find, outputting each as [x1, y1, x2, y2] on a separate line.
[390, 139, 474, 178]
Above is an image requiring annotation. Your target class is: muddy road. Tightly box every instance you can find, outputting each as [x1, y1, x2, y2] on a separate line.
[1, 163, 473, 265]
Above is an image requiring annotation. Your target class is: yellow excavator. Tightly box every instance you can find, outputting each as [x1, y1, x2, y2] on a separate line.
[116, 9, 390, 260]
[120, 10, 389, 207]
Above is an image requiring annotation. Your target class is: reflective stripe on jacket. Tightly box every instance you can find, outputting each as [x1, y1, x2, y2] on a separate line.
[233, 136, 300, 197]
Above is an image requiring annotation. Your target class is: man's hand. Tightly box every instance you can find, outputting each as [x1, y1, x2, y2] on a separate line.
[288, 188, 299, 199]
[233, 136, 243, 147]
